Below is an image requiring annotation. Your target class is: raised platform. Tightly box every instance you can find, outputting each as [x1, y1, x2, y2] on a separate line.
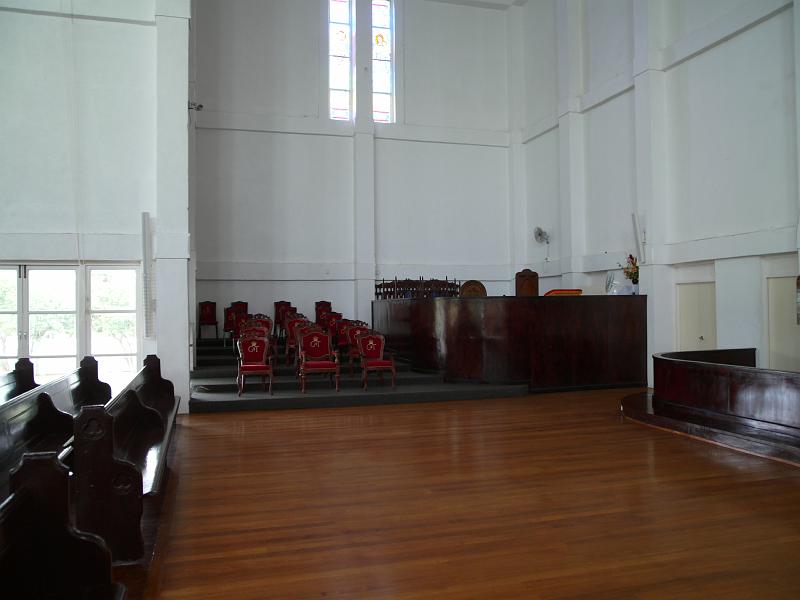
[189, 338, 528, 413]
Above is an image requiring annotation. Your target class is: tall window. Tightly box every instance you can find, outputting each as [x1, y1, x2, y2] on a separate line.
[0, 269, 18, 373]
[329, 0, 353, 120]
[372, 0, 394, 123]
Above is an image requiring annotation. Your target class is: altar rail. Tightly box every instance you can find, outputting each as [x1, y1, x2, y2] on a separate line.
[622, 348, 800, 465]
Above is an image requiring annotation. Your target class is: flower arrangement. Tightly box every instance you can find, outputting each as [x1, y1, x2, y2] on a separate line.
[620, 254, 639, 285]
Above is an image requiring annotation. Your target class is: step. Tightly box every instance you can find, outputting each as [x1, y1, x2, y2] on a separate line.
[188, 382, 529, 413]
[191, 360, 414, 379]
[191, 371, 442, 393]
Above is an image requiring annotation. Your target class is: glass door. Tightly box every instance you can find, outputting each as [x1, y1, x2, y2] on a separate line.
[26, 267, 78, 382]
[88, 267, 139, 393]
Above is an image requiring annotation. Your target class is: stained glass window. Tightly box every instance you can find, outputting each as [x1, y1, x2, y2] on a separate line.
[372, 0, 393, 123]
[329, 0, 353, 120]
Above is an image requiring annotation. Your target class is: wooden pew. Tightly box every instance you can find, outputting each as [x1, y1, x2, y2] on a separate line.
[0, 355, 116, 501]
[0, 378, 73, 501]
[0, 357, 38, 403]
[73, 354, 180, 563]
[0, 453, 125, 599]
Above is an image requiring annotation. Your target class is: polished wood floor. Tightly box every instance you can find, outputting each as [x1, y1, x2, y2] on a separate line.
[150, 390, 800, 599]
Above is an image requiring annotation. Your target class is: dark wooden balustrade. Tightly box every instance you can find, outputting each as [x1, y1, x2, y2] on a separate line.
[622, 348, 800, 464]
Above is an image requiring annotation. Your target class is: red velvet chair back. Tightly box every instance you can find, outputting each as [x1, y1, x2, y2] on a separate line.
[231, 301, 249, 315]
[356, 333, 385, 361]
[300, 330, 333, 361]
[346, 325, 370, 347]
[240, 326, 269, 339]
[252, 317, 272, 332]
[336, 319, 353, 343]
[238, 336, 269, 365]
[234, 314, 252, 338]
[223, 306, 237, 333]
[324, 312, 342, 332]
[275, 301, 291, 328]
[286, 317, 309, 341]
[199, 301, 216, 325]
[315, 301, 332, 324]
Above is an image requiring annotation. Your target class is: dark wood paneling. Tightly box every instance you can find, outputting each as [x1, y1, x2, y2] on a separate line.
[373, 296, 647, 390]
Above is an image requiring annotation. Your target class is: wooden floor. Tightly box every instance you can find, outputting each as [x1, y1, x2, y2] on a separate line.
[149, 390, 800, 599]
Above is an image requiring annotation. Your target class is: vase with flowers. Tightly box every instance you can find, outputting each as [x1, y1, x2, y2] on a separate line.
[620, 254, 639, 294]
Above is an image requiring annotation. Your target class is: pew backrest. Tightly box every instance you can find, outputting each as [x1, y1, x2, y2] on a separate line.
[109, 355, 177, 424]
[0, 358, 38, 404]
[0, 453, 125, 599]
[0, 379, 73, 502]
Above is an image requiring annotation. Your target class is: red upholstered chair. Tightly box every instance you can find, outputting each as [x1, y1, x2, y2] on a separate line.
[284, 317, 309, 364]
[315, 301, 332, 324]
[543, 289, 583, 297]
[231, 300, 249, 315]
[252, 317, 273, 333]
[356, 332, 395, 390]
[198, 301, 218, 339]
[222, 306, 238, 348]
[335, 319, 353, 351]
[323, 312, 342, 333]
[236, 336, 273, 396]
[274, 301, 292, 338]
[345, 325, 370, 374]
[298, 330, 340, 393]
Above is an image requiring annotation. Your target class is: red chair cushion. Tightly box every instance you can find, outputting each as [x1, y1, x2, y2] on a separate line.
[304, 361, 337, 369]
[240, 364, 272, 373]
[364, 359, 393, 368]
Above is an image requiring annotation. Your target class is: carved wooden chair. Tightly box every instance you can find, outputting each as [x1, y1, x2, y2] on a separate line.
[315, 301, 332, 325]
[298, 330, 340, 393]
[198, 301, 218, 339]
[274, 301, 292, 338]
[236, 336, 273, 396]
[222, 306, 237, 348]
[231, 300, 249, 315]
[284, 317, 309, 364]
[323, 311, 342, 333]
[356, 332, 396, 390]
[345, 324, 370, 374]
[335, 319, 353, 351]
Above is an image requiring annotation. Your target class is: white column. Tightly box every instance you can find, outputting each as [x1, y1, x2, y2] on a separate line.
[508, 5, 528, 282]
[353, 0, 376, 323]
[633, 0, 670, 384]
[794, 4, 800, 272]
[155, 1, 191, 411]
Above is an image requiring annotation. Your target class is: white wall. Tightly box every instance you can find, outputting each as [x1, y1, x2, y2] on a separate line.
[0, 7, 156, 260]
[192, 0, 514, 324]
[514, 0, 800, 378]
[0, 0, 192, 403]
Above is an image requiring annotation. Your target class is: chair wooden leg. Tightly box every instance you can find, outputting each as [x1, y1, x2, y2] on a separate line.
[391, 368, 396, 389]
[335, 370, 340, 392]
[269, 374, 273, 395]
[300, 374, 306, 393]
[363, 369, 368, 391]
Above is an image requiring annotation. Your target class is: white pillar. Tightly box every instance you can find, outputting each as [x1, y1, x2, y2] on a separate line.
[155, 1, 191, 411]
[353, 0, 376, 323]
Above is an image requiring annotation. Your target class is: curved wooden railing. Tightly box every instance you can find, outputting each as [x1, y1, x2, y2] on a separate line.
[623, 348, 800, 464]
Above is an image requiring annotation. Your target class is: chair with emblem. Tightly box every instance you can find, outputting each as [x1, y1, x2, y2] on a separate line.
[356, 332, 396, 390]
[323, 311, 342, 333]
[284, 316, 309, 364]
[298, 330, 340, 393]
[198, 301, 218, 339]
[236, 335, 274, 396]
[222, 306, 238, 348]
[274, 301, 292, 338]
[315, 301, 332, 325]
[345, 324, 370, 374]
[335, 319, 353, 351]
